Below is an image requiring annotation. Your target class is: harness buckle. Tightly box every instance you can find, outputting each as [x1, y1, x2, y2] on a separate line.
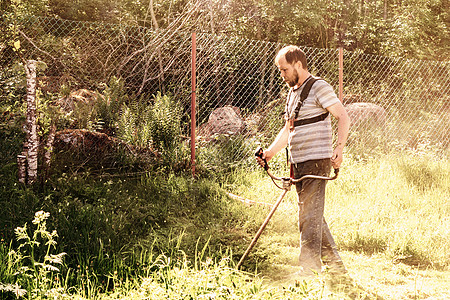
[289, 119, 294, 132]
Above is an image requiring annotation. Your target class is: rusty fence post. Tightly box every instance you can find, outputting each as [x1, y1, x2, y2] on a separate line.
[339, 47, 344, 102]
[191, 32, 197, 177]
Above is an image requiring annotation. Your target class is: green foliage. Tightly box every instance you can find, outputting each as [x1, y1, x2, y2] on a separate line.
[117, 98, 152, 148]
[148, 92, 182, 152]
[326, 154, 450, 269]
[0, 211, 66, 299]
[0, 64, 26, 109]
[65, 76, 127, 133]
[196, 133, 263, 178]
[95, 76, 128, 132]
[93, 254, 323, 300]
[396, 154, 449, 193]
[117, 92, 185, 162]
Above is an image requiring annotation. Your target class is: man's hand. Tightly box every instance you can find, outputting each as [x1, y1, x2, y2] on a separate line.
[331, 146, 344, 169]
[255, 149, 274, 169]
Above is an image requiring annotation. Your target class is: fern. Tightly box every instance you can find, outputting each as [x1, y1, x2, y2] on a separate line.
[117, 92, 183, 154]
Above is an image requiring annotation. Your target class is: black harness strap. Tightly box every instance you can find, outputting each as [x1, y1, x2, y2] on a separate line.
[292, 111, 329, 127]
[293, 76, 320, 120]
[288, 77, 328, 131]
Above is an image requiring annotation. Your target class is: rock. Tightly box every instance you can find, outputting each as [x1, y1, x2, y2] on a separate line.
[198, 106, 245, 140]
[243, 113, 262, 136]
[52, 129, 158, 170]
[345, 102, 386, 126]
[57, 89, 99, 113]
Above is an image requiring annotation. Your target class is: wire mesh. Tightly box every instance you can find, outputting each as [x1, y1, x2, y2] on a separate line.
[1, 16, 449, 174]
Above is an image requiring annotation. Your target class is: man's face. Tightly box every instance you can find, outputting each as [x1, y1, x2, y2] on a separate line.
[277, 56, 299, 87]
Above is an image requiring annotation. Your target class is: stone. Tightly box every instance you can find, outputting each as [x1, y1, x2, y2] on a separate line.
[198, 106, 245, 140]
[345, 102, 386, 126]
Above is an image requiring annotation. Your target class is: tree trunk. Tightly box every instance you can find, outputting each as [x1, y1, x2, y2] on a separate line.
[17, 151, 27, 184]
[384, 0, 388, 20]
[24, 60, 38, 185]
[149, 0, 165, 93]
[43, 120, 57, 180]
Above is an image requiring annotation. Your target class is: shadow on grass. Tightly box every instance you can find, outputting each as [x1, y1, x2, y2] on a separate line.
[264, 266, 385, 300]
[324, 273, 385, 300]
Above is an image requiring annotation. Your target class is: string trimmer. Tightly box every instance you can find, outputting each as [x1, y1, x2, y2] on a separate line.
[236, 148, 339, 269]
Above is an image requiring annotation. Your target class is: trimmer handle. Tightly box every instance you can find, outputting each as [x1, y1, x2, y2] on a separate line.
[255, 147, 269, 171]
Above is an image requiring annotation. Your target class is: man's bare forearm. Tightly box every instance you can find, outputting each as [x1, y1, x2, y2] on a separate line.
[265, 122, 289, 161]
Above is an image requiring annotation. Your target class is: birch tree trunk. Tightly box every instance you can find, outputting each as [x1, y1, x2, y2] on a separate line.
[24, 60, 38, 185]
[17, 151, 27, 184]
[43, 120, 57, 180]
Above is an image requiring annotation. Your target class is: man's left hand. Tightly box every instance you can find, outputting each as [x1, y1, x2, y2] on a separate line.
[331, 147, 344, 169]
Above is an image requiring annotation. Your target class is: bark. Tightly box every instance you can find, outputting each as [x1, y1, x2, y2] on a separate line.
[384, 0, 388, 21]
[24, 60, 38, 185]
[148, 0, 165, 94]
[17, 152, 27, 184]
[43, 120, 57, 179]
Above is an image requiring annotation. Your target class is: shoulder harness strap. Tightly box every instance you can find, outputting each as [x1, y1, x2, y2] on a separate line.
[293, 76, 321, 120]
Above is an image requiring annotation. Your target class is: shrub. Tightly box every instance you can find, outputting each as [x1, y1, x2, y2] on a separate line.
[117, 92, 186, 168]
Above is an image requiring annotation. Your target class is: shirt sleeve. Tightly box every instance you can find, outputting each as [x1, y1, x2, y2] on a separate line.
[313, 80, 340, 109]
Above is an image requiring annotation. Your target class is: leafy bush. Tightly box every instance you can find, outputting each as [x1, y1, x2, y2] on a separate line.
[95, 76, 128, 132]
[64, 76, 127, 133]
[117, 92, 186, 167]
[0, 64, 26, 109]
[148, 92, 183, 153]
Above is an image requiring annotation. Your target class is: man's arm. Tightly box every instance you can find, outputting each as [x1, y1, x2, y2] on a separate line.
[326, 102, 350, 168]
[261, 121, 290, 162]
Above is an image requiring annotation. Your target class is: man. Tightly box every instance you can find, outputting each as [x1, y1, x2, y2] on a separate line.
[257, 45, 350, 277]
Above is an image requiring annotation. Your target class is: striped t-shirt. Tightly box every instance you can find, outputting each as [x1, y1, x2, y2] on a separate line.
[284, 76, 340, 164]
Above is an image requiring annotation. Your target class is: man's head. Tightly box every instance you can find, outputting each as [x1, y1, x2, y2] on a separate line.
[275, 45, 308, 70]
[275, 45, 309, 88]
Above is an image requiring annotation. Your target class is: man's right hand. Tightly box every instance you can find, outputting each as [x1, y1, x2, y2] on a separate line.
[255, 149, 273, 169]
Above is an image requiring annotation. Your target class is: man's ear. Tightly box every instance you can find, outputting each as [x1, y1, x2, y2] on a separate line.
[295, 61, 304, 70]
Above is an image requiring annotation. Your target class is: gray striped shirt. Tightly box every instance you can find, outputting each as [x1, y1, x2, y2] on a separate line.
[284, 76, 340, 163]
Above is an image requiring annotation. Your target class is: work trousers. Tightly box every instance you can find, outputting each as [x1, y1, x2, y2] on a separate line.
[292, 159, 344, 273]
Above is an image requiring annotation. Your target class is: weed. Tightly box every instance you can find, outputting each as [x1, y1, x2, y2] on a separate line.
[0, 211, 66, 299]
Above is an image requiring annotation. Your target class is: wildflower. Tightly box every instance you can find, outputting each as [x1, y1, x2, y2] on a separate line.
[0, 283, 27, 298]
[14, 225, 29, 241]
[32, 211, 50, 224]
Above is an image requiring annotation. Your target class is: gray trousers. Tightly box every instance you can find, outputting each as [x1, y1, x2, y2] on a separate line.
[292, 159, 345, 273]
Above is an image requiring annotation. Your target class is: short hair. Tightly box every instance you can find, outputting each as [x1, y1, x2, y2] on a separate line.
[275, 45, 308, 70]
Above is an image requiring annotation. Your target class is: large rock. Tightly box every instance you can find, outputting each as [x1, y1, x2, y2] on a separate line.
[57, 89, 99, 113]
[345, 102, 386, 126]
[52, 129, 158, 170]
[198, 106, 245, 139]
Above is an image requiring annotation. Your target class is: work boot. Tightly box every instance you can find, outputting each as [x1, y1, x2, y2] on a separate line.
[323, 259, 347, 275]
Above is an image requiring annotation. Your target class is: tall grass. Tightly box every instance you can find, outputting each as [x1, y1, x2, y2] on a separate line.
[327, 152, 449, 268]
[0, 212, 326, 299]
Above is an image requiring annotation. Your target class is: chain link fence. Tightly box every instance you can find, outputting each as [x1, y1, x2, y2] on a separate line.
[1, 16, 449, 174]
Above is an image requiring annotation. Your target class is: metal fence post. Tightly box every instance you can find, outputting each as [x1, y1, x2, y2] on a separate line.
[339, 47, 344, 102]
[191, 31, 197, 177]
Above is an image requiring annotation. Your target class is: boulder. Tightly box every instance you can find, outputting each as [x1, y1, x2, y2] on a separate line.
[198, 106, 245, 140]
[52, 129, 158, 170]
[57, 89, 99, 113]
[345, 102, 386, 126]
